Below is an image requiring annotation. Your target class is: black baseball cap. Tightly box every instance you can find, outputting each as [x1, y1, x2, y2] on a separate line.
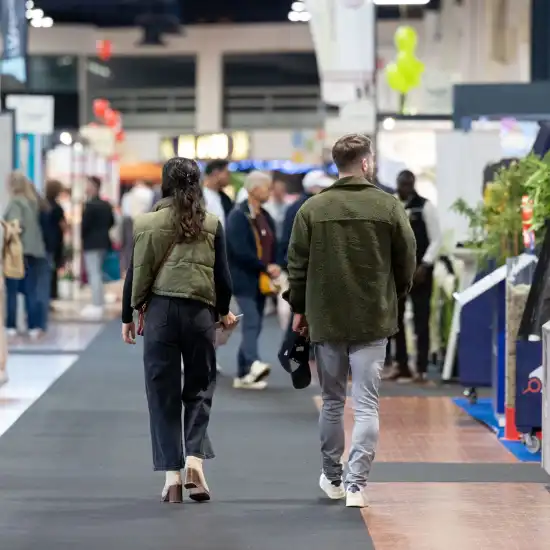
[278, 331, 311, 390]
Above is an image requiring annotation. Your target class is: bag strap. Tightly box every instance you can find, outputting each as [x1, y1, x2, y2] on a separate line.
[246, 214, 263, 259]
[151, 239, 177, 289]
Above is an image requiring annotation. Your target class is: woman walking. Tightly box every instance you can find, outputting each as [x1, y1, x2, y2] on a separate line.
[4, 172, 47, 339]
[121, 157, 236, 503]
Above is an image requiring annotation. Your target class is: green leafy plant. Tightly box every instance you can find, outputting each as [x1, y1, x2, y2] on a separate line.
[451, 153, 550, 266]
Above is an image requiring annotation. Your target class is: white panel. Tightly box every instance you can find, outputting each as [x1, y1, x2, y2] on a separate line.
[0, 112, 14, 215]
[436, 130, 501, 245]
[250, 131, 293, 160]
[120, 131, 162, 163]
[6, 95, 54, 135]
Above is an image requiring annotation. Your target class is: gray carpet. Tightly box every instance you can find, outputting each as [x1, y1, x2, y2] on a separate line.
[0, 316, 375, 549]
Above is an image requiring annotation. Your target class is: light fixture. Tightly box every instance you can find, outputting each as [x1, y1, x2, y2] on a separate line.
[382, 117, 396, 131]
[30, 18, 41, 28]
[291, 1, 305, 11]
[31, 8, 44, 18]
[41, 16, 53, 28]
[73, 142, 84, 152]
[25, 0, 34, 8]
[288, 10, 300, 22]
[60, 132, 73, 146]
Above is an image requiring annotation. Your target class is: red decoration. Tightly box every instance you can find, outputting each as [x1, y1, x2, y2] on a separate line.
[97, 39, 112, 61]
[93, 98, 109, 119]
[104, 108, 120, 128]
[116, 130, 125, 143]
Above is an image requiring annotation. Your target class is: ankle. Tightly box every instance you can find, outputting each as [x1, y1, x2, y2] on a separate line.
[165, 470, 182, 486]
[186, 456, 203, 467]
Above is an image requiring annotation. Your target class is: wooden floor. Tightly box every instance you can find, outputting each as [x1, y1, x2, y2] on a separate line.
[314, 391, 550, 550]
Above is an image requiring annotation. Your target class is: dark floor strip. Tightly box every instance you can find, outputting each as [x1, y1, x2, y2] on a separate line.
[0, 318, 375, 550]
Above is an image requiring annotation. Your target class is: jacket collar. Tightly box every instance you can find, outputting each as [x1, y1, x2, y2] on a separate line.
[152, 197, 173, 212]
[320, 176, 376, 194]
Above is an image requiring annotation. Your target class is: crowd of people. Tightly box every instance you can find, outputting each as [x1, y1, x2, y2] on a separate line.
[120, 133, 442, 507]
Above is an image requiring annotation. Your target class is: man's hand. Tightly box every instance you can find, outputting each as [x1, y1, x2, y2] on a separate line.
[122, 322, 136, 344]
[267, 264, 281, 279]
[292, 313, 308, 336]
[220, 311, 238, 329]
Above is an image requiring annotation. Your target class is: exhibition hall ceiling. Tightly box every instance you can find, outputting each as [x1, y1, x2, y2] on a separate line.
[37, 0, 439, 27]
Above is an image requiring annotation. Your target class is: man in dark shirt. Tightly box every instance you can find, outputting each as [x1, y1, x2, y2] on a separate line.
[81, 176, 115, 319]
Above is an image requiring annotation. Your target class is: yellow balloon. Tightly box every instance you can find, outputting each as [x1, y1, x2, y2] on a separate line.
[385, 62, 409, 94]
[396, 51, 418, 79]
[394, 25, 418, 53]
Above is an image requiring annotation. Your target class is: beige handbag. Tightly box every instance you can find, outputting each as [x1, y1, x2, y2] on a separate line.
[1, 220, 25, 280]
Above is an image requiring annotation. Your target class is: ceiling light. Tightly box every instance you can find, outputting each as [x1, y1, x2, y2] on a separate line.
[25, 9, 33, 19]
[60, 132, 73, 146]
[41, 16, 53, 28]
[30, 18, 42, 28]
[298, 11, 311, 21]
[31, 8, 44, 18]
[291, 1, 305, 11]
[382, 117, 396, 131]
[25, 0, 34, 8]
[288, 10, 300, 22]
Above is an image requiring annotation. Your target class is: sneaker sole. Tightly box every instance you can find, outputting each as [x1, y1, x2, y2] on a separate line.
[319, 477, 345, 500]
[346, 494, 368, 508]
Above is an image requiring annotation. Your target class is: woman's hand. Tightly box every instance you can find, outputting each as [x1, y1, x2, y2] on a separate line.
[122, 322, 136, 344]
[220, 312, 238, 329]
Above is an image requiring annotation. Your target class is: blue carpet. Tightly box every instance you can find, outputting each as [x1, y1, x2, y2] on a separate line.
[453, 397, 541, 463]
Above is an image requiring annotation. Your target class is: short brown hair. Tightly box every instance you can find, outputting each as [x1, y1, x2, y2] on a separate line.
[331, 134, 372, 171]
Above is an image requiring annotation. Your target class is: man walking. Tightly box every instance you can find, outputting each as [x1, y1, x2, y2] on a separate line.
[287, 134, 416, 507]
[384, 169, 442, 383]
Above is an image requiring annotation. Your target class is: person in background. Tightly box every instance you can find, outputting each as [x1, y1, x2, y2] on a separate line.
[226, 171, 280, 390]
[287, 134, 416, 508]
[279, 170, 334, 269]
[384, 169, 442, 383]
[202, 160, 233, 227]
[0, 221, 7, 385]
[81, 176, 115, 320]
[120, 180, 156, 273]
[263, 174, 288, 241]
[121, 157, 236, 503]
[4, 171, 47, 340]
[44, 180, 67, 302]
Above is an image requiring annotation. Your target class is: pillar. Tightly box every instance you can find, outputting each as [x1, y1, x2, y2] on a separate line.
[195, 49, 223, 133]
[530, 0, 550, 81]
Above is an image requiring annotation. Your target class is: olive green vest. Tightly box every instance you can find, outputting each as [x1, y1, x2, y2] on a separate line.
[131, 200, 219, 309]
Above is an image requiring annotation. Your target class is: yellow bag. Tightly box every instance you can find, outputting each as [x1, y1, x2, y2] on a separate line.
[1, 220, 24, 280]
[248, 217, 278, 296]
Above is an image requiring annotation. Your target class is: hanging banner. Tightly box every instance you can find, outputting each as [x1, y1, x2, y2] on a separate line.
[306, 0, 375, 107]
[0, 0, 28, 84]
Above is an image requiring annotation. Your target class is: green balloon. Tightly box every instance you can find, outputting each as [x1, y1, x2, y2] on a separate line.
[385, 62, 409, 94]
[394, 25, 418, 53]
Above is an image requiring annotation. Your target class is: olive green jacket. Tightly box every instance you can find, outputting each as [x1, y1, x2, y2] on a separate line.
[131, 198, 219, 309]
[287, 176, 417, 343]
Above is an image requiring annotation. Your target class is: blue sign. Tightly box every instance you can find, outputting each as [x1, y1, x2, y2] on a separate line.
[1, 0, 28, 84]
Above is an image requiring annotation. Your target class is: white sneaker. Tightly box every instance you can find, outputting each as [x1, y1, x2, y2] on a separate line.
[80, 305, 104, 320]
[28, 329, 43, 341]
[249, 360, 271, 382]
[319, 473, 345, 500]
[232, 377, 267, 390]
[346, 484, 369, 508]
[0, 371, 8, 387]
[6, 328, 17, 338]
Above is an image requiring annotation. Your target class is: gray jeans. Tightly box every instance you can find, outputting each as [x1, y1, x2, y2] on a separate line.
[315, 339, 386, 488]
[83, 250, 106, 307]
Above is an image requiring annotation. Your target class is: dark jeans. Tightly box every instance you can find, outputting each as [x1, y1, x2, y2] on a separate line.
[36, 256, 53, 331]
[143, 295, 216, 471]
[5, 255, 41, 330]
[395, 272, 433, 375]
[235, 293, 266, 378]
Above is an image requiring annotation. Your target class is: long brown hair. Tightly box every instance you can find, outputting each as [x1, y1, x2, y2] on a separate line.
[161, 157, 206, 243]
[8, 171, 36, 202]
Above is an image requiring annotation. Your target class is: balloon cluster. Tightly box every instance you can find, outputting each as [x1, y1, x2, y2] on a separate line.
[93, 99, 125, 143]
[384, 26, 424, 96]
